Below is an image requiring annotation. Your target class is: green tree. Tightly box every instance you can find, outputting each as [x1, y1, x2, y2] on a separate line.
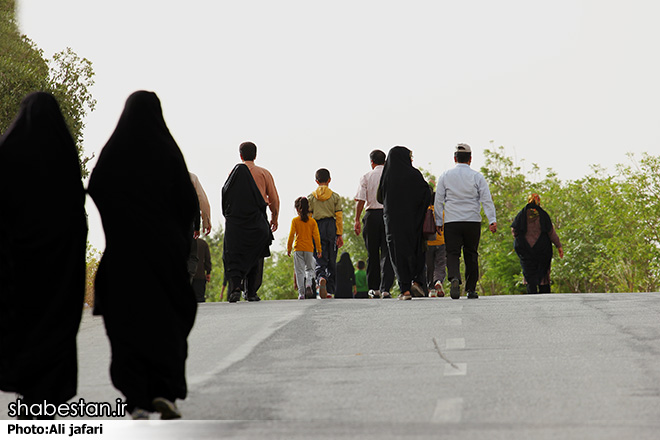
[1, 0, 96, 176]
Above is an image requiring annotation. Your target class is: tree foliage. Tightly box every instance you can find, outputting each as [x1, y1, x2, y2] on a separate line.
[0, 0, 96, 176]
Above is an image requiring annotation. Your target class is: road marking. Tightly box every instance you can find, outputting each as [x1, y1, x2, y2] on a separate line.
[445, 338, 465, 349]
[431, 398, 463, 423]
[444, 317, 462, 326]
[187, 308, 305, 387]
[444, 363, 467, 376]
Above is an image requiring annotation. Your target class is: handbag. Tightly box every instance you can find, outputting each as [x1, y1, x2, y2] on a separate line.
[422, 207, 436, 240]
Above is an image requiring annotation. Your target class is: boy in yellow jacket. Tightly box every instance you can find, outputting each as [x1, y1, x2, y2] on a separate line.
[308, 168, 343, 298]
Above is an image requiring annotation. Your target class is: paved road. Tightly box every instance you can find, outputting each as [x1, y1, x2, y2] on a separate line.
[2, 293, 660, 439]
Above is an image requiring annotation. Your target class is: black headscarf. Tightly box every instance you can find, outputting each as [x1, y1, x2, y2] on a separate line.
[0, 92, 87, 406]
[87, 91, 198, 412]
[334, 252, 355, 298]
[222, 164, 272, 282]
[511, 203, 554, 287]
[378, 146, 432, 291]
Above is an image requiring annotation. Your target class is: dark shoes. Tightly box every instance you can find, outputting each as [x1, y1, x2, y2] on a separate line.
[450, 279, 460, 300]
[246, 295, 261, 302]
[410, 283, 426, 297]
[467, 291, 478, 299]
[228, 288, 242, 303]
[152, 397, 182, 420]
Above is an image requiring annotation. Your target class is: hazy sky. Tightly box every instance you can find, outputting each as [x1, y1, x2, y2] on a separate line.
[16, 0, 660, 251]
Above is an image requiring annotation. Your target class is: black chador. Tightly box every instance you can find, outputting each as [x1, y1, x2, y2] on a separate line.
[88, 91, 198, 414]
[0, 92, 87, 412]
[221, 163, 272, 295]
[378, 146, 432, 294]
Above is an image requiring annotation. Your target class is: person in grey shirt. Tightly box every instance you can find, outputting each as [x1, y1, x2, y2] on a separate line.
[434, 144, 497, 299]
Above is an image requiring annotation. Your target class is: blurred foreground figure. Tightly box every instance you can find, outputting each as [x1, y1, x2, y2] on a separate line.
[0, 92, 87, 419]
[88, 91, 198, 420]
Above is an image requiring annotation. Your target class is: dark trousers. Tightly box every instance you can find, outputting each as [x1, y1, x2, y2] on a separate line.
[444, 222, 481, 292]
[314, 217, 337, 294]
[245, 258, 264, 298]
[229, 257, 264, 299]
[362, 209, 394, 292]
[192, 278, 207, 302]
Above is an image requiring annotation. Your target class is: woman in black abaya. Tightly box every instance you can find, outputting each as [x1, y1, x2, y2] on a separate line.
[221, 164, 272, 302]
[378, 146, 432, 300]
[0, 92, 87, 418]
[511, 193, 564, 294]
[88, 91, 198, 419]
[335, 252, 356, 298]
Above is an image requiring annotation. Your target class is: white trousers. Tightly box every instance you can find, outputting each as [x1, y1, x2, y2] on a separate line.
[294, 251, 316, 296]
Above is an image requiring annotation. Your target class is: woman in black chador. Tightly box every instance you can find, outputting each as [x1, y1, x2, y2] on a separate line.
[334, 252, 356, 298]
[511, 193, 564, 294]
[221, 164, 272, 302]
[378, 146, 432, 300]
[0, 92, 87, 418]
[88, 91, 198, 420]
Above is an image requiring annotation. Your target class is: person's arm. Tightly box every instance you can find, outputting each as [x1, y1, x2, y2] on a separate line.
[354, 175, 368, 235]
[313, 221, 322, 258]
[265, 171, 280, 232]
[549, 225, 564, 258]
[477, 174, 497, 233]
[286, 219, 296, 256]
[354, 200, 365, 235]
[335, 209, 344, 248]
[434, 174, 445, 234]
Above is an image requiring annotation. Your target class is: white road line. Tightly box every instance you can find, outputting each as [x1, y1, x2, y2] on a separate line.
[187, 308, 305, 387]
[444, 317, 463, 326]
[431, 397, 463, 423]
[444, 363, 467, 376]
[445, 338, 465, 349]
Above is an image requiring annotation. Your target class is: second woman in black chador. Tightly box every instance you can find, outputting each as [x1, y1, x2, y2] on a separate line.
[88, 91, 198, 419]
[378, 146, 432, 300]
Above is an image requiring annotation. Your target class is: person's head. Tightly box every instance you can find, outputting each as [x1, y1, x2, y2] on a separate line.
[315, 168, 331, 184]
[454, 143, 472, 164]
[357, 260, 366, 270]
[369, 149, 386, 167]
[294, 196, 310, 222]
[527, 193, 541, 206]
[239, 141, 257, 161]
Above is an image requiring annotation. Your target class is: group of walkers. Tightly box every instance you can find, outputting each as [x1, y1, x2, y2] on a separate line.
[0, 90, 565, 421]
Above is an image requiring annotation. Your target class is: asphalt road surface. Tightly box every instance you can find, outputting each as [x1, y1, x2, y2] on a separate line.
[2, 293, 660, 439]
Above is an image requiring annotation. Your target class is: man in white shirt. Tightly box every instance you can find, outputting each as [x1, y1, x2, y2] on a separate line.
[354, 150, 394, 298]
[434, 144, 497, 299]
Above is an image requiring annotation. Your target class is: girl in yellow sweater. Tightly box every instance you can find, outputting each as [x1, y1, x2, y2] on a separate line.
[287, 197, 322, 299]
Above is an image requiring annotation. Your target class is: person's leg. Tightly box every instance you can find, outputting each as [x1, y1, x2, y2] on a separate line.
[245, 258, 264, 301]
[326, 235, 338, 295]
[379, 215, 395, 294]
[314, 218, 332, 283]
[426, 245, 436, 291]
[363, 211, 382, 291]
[444, 223, 464, 285]
[293, 252, 307, 298]
[435, 244, 447, 284]
[192, 279, 206, 302]
[538, 284, 551, 293]
[463, 222, 482, 293]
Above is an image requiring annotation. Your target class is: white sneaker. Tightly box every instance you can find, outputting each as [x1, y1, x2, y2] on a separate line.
[429, 289, 438, 297]
[369, 289, 381, 299]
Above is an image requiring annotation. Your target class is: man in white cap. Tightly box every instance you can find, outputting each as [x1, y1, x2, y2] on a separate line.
[434, 143, 497, 299]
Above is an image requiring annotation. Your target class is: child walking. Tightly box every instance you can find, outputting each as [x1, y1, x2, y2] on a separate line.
[287, 197, 322, 299]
